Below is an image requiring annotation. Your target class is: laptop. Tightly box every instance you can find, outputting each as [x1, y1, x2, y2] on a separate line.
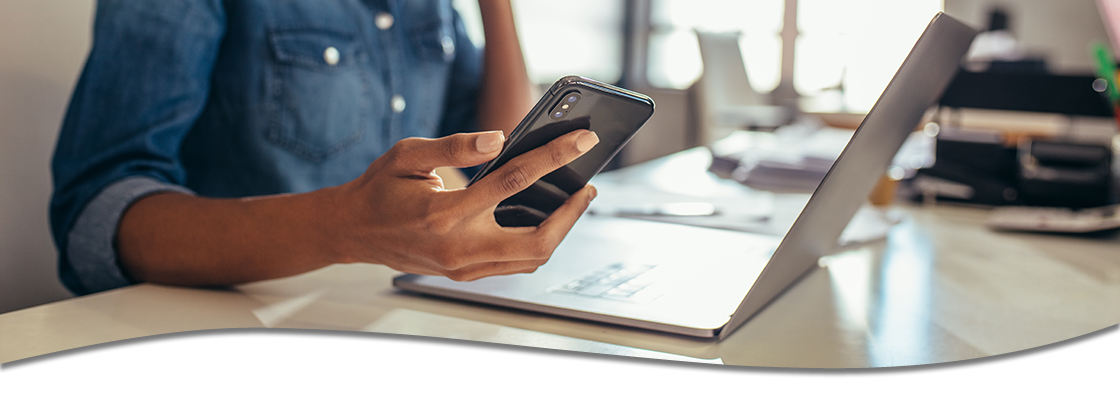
[394, 13, 977, 340]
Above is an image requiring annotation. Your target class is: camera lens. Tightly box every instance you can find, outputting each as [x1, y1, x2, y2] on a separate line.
[567, 95, 578, 103]
[553, 111, 564, 118]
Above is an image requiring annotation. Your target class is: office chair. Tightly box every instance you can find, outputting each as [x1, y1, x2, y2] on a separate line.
[693, 30, 794, 145]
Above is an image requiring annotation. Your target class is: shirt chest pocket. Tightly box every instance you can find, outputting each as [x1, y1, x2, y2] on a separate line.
[266, 28, 371, 163]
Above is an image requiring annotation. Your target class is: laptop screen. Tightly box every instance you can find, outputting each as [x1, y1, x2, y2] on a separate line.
[720, 13, 978, 339]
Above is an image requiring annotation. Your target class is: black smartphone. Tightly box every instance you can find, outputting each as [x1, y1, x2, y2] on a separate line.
[468, 76, 655, 227]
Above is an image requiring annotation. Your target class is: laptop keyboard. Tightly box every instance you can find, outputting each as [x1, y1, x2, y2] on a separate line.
[549, 263, 665, 302]
[547, 242, 777, 303]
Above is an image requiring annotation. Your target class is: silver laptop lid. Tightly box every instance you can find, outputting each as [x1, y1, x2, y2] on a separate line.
[718, 12, 977, 340]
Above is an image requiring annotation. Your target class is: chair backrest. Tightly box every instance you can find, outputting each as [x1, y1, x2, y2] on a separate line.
[695, 31, 768, 108]
[693, 31, 793, 144]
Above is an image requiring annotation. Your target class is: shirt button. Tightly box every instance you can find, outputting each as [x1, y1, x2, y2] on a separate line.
[391, 95, 406, 113]
[375, 12, 394, 30]
[441, 35, 455, 56]
[323, 46, 340, 66]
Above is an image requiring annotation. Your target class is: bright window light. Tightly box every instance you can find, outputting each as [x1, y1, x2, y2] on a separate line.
[648, 0, 784, 91]
[453, 0, 625, 85]
[797, 0, 944, 112]
[647, 0, 943, 113]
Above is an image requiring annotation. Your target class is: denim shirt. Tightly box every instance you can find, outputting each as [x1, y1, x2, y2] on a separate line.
[50, 0, 483, 295]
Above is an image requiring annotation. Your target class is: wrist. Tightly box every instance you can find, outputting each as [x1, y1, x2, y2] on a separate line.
[304, 184, 366, 265]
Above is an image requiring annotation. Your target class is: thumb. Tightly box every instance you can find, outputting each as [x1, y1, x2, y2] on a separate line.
[394, 130, 505, 172]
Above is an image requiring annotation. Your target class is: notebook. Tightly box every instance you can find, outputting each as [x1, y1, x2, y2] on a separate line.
[395, 13, 977, 339]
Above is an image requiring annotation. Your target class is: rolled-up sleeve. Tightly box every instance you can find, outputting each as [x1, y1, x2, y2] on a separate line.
[49, 0, 225, 296]
[66, 178, 194, 293]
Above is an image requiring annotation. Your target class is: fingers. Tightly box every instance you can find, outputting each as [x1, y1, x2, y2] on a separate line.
[539, 184, 597, 226]
[533, 184, 597, 250]
[395, 186, 598, 280]
[466, 129, 598, 208]
[442, 260, 548, 282]
[393, 259, 546, 281]
[374, 130, 601, 282]
[448, 185, 599, 267]
[387, 131, 506, 173]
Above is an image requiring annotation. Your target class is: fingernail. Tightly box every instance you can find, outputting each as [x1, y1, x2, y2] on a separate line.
[476, 131, 504, 153]
[588, 185, 598, 200]
[576, 130, 599, 152]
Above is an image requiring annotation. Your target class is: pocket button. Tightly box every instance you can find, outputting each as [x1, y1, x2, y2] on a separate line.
[391, 94, 406, 113]
[375, 12, 394, 30]
[323, 46, 340, 66]
[441, 36, 454, 55]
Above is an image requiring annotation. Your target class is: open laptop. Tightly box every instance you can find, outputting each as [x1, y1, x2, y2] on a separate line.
[395, 13, 977, 340]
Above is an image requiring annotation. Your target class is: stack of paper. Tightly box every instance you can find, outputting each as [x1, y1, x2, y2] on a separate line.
[713, 124, 855, 193]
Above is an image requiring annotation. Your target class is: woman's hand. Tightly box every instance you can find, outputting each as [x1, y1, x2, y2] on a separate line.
[334, 129, 599, 281]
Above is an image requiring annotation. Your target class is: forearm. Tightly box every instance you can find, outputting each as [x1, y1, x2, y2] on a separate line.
[114, 130, 596, 287]
[477, 0, 537, 134]
[117, 188, 351, 286]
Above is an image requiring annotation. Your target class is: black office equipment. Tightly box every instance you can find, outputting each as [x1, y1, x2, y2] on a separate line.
[938, 70, 1114, 117]
[918, 129, 1020, 205]
[915, 68, 1116, 207]
[1018, 140, 1112, 208]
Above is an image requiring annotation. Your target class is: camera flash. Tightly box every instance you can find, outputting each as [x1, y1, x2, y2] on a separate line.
[561, 104, 570, 110]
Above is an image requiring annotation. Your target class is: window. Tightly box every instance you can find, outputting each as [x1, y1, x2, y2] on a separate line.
[648, 0, 784, 91]
[453, 0, 625, 85]
[456, 0, 944, 112]
[797, 0, 943, 111]
[646, 0, 943, 112]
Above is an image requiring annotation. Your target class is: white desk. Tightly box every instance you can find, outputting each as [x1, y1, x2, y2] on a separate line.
[3, 149, 1118, 367]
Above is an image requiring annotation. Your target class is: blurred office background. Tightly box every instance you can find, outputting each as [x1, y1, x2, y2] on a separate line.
[0, 0, 1111, 314]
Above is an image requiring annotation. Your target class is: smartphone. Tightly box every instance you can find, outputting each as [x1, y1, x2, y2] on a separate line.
[468, 76, 655, 227]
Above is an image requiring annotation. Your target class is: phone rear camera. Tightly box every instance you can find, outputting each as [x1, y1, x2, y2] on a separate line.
[552, 92, 580, 119]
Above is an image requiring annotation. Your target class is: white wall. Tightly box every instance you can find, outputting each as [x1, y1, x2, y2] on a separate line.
[945, 0, 1110, 74]
[0, 1, 95, 313]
